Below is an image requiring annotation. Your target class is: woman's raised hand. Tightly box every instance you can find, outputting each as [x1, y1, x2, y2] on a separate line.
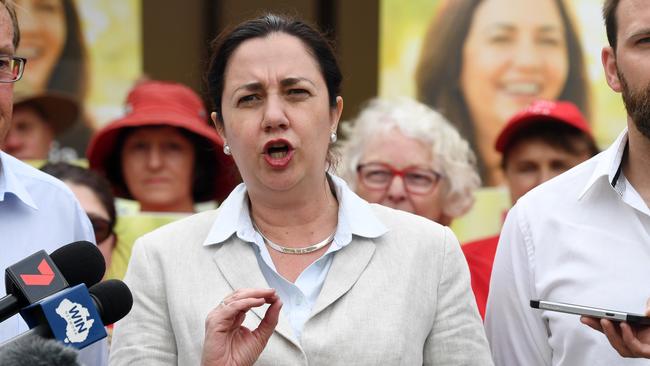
[201, 288, 282, 366]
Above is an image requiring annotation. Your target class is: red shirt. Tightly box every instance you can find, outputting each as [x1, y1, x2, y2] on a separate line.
[461, 235, 499, 319]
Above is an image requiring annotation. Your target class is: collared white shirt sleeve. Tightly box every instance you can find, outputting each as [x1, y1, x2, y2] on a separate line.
[485, 203, 552, 365]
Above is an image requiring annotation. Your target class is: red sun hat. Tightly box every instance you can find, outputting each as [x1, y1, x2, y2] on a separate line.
[86, 80, 239, 202]
[495, 100, 593, 153]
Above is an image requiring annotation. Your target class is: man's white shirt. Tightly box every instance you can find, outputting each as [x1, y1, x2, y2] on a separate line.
[486, 129, 650, 366]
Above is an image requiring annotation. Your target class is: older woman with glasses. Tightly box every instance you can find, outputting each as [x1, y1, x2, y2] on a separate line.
[340, 97, 480, 226]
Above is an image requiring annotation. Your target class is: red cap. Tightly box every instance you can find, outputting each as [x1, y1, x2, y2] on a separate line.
[495, 100, 593, 153]
[87, 80, 239, 202]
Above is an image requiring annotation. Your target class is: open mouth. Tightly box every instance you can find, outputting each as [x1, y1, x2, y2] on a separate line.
[267, 143, 290, 159]
[264, 140, 293, 158]
[263, 139, 294, 167]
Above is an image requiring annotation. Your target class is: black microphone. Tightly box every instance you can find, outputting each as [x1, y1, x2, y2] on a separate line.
[87, 280, 134, 326]
[0, 334, 81, 366]
[1, 241, 105, 323]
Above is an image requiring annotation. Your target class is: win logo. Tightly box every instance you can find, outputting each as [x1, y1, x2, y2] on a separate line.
[55, 299, 96, 343]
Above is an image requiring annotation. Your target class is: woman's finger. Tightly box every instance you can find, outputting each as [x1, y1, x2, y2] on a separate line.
[222, 288, 277, 306]
[254, 297, 282, 342]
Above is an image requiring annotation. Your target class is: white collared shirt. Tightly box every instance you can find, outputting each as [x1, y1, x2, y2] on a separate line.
[202, 174, 387, 341]
[485, 129, 650, 366]
[0, 151, 107, 365]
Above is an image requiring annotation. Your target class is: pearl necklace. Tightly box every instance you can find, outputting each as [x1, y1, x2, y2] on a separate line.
[252, 221, 336, 255]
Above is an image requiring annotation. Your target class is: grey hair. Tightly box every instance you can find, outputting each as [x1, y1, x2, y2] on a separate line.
[339, 97, 481, 219]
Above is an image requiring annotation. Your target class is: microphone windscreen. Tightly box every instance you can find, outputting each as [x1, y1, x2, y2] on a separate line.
[0, 334, 81, 366]
[49, 241, 106, 288]
[89, 279, 133, 325]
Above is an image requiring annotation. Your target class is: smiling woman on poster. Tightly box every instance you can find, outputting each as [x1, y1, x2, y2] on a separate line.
[14, 0, 91, 156]
[416, 0, 590, 186]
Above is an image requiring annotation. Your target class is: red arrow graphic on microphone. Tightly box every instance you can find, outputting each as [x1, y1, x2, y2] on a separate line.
[20, 259, 55, 286]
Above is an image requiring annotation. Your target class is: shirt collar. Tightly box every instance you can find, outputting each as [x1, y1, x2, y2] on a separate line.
[0, 151, 38, 209]
[202, 173, 388, 246]
[578, 128, 628, 200]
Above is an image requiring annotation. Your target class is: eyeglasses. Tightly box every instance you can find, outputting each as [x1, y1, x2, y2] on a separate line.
[0, 56, 26, 83]
[87, 213, 114, 243]
[357, 162, 443, 195]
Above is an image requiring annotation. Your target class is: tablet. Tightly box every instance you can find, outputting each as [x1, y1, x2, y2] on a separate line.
[530, 300, 650, 325]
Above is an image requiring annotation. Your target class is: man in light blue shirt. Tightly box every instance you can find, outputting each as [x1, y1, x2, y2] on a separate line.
[0, 1, 107, 364]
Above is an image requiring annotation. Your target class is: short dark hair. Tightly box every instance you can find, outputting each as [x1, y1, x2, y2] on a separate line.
[105, 126, 222, 203]
[1, 0, 20, 49]
[603, 0, 620, 49]
[501, 122, 600, 169]
[205, 13, 342, 124]
[40, 162, 116, 233]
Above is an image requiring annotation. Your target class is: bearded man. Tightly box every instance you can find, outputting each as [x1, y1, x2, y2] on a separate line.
[484, 0, 650, 365]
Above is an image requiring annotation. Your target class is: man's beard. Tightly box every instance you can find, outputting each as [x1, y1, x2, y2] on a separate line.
[618, 69, 650, 140]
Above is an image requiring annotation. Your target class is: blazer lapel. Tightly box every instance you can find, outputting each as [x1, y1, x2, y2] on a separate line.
[311, 237, 376, 317]
[212, 238, 298, 345]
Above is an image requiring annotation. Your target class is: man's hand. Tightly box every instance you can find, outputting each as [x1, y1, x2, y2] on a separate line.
[581, 298, 650, 358]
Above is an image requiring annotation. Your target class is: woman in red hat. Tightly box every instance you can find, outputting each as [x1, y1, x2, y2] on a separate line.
[87, 80, 239, 213]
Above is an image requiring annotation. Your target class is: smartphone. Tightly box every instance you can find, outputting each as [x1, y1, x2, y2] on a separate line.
[530, 300, 650, 325]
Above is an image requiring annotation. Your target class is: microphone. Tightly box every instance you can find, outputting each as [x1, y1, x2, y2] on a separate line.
[1, 241, 105, 323]
[0, 334, 81, 366]
[1, 279, 133, 350]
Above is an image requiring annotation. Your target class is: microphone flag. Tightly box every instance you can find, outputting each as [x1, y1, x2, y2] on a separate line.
[5, 250, 68, 304]
[19, 284, 107, 349]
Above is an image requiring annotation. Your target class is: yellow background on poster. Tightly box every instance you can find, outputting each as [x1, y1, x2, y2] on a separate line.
[379, 0, 626, 242]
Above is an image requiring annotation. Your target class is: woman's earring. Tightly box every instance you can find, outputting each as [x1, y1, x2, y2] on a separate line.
[223, 144, 231, 155]
[330, 132, 337, 144]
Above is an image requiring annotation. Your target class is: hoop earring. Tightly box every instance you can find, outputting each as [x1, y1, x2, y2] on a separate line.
[223, 144, 231, 155]
[330, 132, 337, 143]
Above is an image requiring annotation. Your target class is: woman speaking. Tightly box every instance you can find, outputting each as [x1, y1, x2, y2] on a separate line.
[109, 14, 491, 366]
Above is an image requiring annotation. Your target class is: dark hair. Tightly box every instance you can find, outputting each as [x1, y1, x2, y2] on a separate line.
[415, 0, 590, 183]
[40, 161, 116, 233]
[47, 0, 88, 101]
[1, 0, 20, 49]
[501, 122, 600, 169]
[603, 0, 619, 50]
[105, 126, 222, 203]
[205, 13, 342, 124]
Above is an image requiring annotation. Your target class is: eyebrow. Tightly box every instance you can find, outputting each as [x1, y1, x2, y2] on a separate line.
[233, 77, 316, 94]
[486, 23, 562, 33]
[627, 28, 650, 41]
[280, 77, 315, 88]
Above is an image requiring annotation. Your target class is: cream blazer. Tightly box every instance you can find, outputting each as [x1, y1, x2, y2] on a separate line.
[109, 204, 493, 365]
